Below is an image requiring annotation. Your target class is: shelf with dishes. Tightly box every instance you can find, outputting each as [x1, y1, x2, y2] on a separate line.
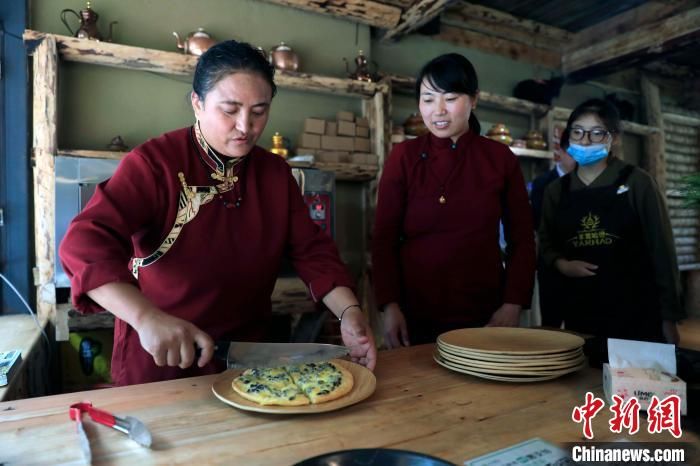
[23, 30, 387, 98]
[63, 276, 317, 331]
[56, 149, 378, 182]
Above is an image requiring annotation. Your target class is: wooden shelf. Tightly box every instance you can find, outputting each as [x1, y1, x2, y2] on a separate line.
[24, 30, 385, 98]
[62, 276, 317, 332]
[510, 147, 552, 159]
[58, 149, 378, 181]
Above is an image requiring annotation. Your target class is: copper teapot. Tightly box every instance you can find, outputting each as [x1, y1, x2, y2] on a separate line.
[269, 42, 299, 71]
[343, 50, 380, 83]
[61, 1, 116, 42]
[173, 28, 217, 56]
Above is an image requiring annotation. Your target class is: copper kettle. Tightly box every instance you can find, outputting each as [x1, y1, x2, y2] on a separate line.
[343, 50, 379, 83]
[61, 1, 116, 42]
[173, 28, 217, 56]
[269, 42, 299, 71]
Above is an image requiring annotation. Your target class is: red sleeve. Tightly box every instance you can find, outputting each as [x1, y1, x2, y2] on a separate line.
[501, 151, 537, 307]
[58, 152, 159, 313]
[285, 168, 355, 301]
[371, 143, 407, 309]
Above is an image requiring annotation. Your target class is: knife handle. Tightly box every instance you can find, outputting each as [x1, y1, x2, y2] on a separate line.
[194, 341, 229, 362]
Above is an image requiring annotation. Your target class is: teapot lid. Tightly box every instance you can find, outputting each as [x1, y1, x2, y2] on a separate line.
[192, 27, 212, 38]
[272, 42, 292, 52]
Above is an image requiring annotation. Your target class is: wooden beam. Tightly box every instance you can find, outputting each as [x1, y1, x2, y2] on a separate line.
[31, 35, 63, 338]
[387, 74, 552, 114]
[382, 0, 453, 41]
[570, 1, 696, 49]
[442, 1, 571, 50]
[433, 25, 561, 69]
[641, 75, 668, 194]
[23, 30, 383, 98]
[259, 0, 401, 29]
[563, 7, 700, 81]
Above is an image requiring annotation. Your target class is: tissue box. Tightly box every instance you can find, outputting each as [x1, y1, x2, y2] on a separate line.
[603, 363, 687, 415]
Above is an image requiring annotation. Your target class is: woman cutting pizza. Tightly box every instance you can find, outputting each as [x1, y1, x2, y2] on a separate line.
[59, 40, 376, 386]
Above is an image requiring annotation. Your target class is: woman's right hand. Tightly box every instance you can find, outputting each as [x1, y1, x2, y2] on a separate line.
[133, 308, 215, 369]
[555, 258, 598, 278]
[382, 302, 410, 349]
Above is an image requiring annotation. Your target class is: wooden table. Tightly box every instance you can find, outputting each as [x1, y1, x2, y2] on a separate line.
[0, 344, 696, 465]
[0, 315, 45, 401]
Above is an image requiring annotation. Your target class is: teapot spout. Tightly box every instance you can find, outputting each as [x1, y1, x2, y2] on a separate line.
[172, 31, 185, 51]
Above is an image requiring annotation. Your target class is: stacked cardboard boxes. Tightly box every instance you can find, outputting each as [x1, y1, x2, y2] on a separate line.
[297, 111, 378, 165]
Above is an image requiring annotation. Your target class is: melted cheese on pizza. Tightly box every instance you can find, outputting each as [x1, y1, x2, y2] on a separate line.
[232, 362, 354, 406]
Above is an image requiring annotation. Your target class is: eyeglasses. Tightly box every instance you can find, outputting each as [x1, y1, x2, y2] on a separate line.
[569, 127, 610, 143]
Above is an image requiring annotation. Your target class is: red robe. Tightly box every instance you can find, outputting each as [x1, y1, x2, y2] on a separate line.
[60, 127, 353, 386]
[372, 131, 535, 341]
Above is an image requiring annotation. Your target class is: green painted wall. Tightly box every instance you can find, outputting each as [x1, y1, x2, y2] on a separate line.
[32, 0, 623, 277]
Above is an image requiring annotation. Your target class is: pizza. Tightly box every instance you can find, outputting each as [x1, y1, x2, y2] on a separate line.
[232, 361, 354, 406]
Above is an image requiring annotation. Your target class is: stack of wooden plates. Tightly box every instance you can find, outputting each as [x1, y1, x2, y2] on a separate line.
[434, 328, 586, 382]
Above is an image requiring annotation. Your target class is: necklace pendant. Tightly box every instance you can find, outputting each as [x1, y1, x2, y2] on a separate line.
[439, 195, 446, 204]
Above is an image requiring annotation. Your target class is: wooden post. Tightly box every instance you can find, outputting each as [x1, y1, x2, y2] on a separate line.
[640, 75, 668, 195]
[31, 36, 67, 340]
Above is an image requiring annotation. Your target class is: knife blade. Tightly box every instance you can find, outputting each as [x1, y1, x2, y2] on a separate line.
[212, 341, 350, 368]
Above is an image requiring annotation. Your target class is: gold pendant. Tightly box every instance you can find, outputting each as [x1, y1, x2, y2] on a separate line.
[439, 195, 446, 204]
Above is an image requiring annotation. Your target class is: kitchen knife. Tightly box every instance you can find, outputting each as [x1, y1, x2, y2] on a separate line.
[211, 341, 350, 368]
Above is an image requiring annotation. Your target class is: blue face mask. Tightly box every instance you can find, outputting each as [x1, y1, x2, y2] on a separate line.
[567, 143, 608, 166]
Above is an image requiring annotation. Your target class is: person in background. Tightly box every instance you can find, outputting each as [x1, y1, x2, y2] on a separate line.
[60, 40, 376, 386]
[372, 53, 536, 348]
[538, 98, 684, 352]
[530, 130, 576, 328]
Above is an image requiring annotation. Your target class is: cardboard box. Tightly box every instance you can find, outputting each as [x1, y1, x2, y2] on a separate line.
[298, 133, 321, 149]
[354, 137, 372, 153]
[356, 116, 369, 127]
[353, 153, 378, 165]
[325, 121, 337, 136]
[304, 118, 326, 135]
[337, 111, 355, 122]
[296, 147, 318, 155]
[338, 120, 356, 137]
[603, 363, 687, 415]
[316, 151, 351, 163]
[356, 125, 370, 138]
[321, 135, 355, 152]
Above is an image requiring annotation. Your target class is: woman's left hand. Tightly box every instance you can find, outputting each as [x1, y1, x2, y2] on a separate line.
[486, 303, 522, 327]
[340, 306, 377, 371]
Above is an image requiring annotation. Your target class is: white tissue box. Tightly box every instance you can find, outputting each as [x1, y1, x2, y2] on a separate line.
[603, 363, 687, 415]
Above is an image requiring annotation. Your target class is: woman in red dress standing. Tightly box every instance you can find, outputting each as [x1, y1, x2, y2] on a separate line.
[60, 40, 376, 385]
[372, 53, 536, 347]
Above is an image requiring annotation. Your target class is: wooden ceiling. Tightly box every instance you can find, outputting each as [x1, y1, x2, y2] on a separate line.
[261, 0, 700, 84]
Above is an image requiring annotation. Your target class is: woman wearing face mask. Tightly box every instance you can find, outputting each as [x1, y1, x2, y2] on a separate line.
[538, 98, 684, 348]
[372, 54, 536, 348]
[60, 40, 376, 386]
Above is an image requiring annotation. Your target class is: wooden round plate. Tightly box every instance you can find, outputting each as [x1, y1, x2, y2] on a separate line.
[433, 353, 584, 382]
[211, 359, 376, 414]
[435, 351, 586, 376]
[437, 343, 584, 364]
[438, 328, 584, 355]
[437, 347, 586, 370]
